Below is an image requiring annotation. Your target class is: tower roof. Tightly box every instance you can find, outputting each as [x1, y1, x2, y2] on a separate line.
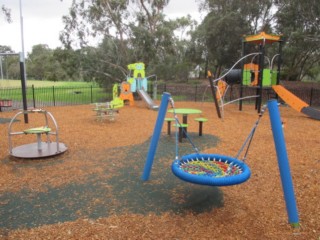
[243, 32, 283, 44]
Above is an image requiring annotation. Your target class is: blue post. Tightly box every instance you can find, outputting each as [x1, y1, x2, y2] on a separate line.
[141, 92, 171, 181]
[267, 100, 299, 228]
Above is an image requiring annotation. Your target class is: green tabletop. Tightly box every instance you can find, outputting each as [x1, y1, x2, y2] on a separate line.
[167, 108, 202, 115]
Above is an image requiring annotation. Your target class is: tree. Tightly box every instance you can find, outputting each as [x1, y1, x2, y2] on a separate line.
[1, 5, 11, 23]
[54, 47, 83, 81]
[60, 0, 136, 58]
[275, 0, 320, 81]
[194, 0, 279, 76]
[59, 1, 203, 83]
[27, 44, 68, 81]
[0, 45, 19, 79]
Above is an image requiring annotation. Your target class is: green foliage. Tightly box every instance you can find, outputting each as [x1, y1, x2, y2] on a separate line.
[26, 44, 69, 81]
[1, 5, 11, 23]
[0, 46, 19, 79]
[2, 0, 320, 84]
[275, 0, 320, 80]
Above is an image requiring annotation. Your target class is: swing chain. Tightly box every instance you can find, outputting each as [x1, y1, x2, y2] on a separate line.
[169, 98, 180, 159]
[168, 97, 200, 158]
[235, 104, 267, 162]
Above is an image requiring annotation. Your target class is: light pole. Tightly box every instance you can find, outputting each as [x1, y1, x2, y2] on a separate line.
[19, 0, 28, 123]
[19, 0, 27, 83]
[0, 56, 3, 80]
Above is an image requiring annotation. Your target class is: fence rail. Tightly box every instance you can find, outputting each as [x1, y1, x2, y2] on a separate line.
[0, 82, 319, 111]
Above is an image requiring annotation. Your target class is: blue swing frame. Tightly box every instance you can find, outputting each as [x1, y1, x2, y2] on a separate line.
[142, 92, 251, 186]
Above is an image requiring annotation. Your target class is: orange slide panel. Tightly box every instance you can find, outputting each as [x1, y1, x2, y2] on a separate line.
[272, 85, 309, 112]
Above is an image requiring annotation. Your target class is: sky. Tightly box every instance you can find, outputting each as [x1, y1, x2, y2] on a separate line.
[0, 0, 205, 55]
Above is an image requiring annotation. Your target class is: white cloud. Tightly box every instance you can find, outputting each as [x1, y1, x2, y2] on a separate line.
[0, 0, 72, 53]
[164, 0, 205, 22]
[0, 0, 204, 54]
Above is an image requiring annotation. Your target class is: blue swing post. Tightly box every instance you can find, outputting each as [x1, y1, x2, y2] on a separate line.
[267, 100, 300, 228]
[142, 92, 171, 181]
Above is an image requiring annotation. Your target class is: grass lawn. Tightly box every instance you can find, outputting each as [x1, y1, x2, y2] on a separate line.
[0, 80, 109, 104]
[0, 79, 99, 88]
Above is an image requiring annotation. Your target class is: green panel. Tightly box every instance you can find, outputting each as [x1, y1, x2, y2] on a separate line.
[262, 69, 271, 86]
[242, 70, 251, 86]
[127, 62, 146, 78]
[271, 71, 278, 85]
[127, 77, 135, 85]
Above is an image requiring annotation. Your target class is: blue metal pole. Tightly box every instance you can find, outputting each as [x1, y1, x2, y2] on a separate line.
[267, 100, 299, 228]
[141, 92, 171, 181]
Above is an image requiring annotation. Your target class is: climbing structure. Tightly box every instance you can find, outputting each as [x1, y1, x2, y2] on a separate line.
[240, 32, 284, 113]
[119, 62, 158, 109]
[127, 62, 148, 93]
[119, 81, 134, 106]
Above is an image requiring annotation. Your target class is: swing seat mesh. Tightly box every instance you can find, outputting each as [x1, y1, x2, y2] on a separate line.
[171, 153, 251, 186]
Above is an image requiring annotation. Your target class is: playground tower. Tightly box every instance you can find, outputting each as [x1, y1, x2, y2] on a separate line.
[240, 32, 284, 112]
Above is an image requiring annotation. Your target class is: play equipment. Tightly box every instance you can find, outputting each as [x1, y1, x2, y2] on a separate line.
[142, 92, 300, 227]
[171, 153, 251, 186]
[173, 123, 189, 143]
[8, 109, 67, 158]
[142, 92, 266, 186]
[164, 117, 175, 135]
[268, 100, 299, 228]
[93, 83, 124, 121]
[93, 102, 119, 121]
[208, 62, 320, 120]
[111, 83, 125, 108]
[272, 85, 320, 120]
[0, 99, 12, 112]
[206, 32, 284, 118]
[240, 32, 284, 113]
[207, 64, 260, 119]
[119, 62, 158, 109]
[119, 81, 134, 106]
[127, 62, 148, 92]
[194, 117, 208, 136]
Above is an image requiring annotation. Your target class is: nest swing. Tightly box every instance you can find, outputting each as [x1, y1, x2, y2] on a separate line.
[168, 99, 266, 187]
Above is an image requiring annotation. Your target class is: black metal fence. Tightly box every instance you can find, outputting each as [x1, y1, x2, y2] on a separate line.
[0, 82, 319, 112]
[157, 83, 320, 107]
[0, 85, 112, 111]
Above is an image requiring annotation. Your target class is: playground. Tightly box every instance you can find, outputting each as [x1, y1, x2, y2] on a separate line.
[0, 99, 319, 239]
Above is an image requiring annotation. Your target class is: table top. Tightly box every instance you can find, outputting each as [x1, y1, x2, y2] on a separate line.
[168, 108, 202, 115]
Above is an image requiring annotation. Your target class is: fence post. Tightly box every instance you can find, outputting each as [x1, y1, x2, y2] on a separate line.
[32, 85, 36, 108]
[194, 85, 198, 102]
[153, 81, 157, 101]
[91, 85, 93, 103]
[309, 87, 314, 106]
[53, 86, 56, 106]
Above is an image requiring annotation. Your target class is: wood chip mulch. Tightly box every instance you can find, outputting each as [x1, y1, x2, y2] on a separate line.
[0, 100, 319, 239]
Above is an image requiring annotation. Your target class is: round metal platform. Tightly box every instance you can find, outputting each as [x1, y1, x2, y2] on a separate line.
[11, 142, 68, 159]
